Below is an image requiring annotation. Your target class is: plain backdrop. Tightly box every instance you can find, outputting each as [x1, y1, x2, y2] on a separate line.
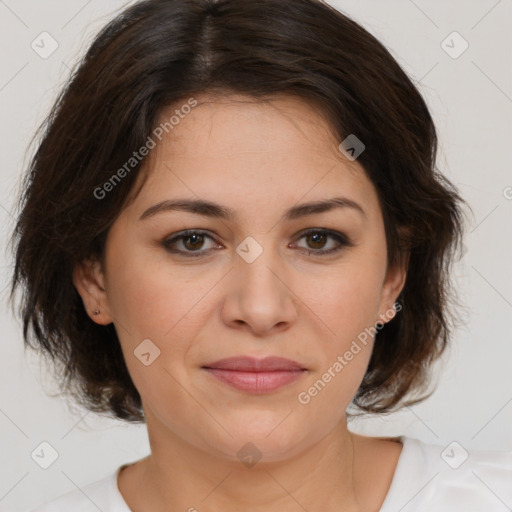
[0, 1, 511, 510]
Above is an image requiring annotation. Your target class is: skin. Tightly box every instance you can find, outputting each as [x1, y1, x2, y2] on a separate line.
[73, 93, 407, 512]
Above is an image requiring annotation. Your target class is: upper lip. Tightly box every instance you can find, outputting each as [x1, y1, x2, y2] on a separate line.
[202, 356, 306, 372]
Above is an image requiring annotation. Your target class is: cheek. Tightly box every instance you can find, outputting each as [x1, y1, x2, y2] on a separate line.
[104, 247, 221, 387]
[105, 245, 205, 338]
[295, 254, 384, 404]
[303, 258, 384, 343]
[105, 255, 203, 413]
[296, 268, 381, 412]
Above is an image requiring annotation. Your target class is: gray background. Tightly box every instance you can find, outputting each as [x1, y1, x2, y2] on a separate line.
[0, 1, 511, 510]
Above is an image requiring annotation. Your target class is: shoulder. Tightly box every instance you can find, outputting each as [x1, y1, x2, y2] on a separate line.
[28, 466, 130, 512]
[381, 436, 512, 511]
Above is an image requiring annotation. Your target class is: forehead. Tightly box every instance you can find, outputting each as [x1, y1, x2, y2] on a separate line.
[157, 93, 342, 160]
[125, 93, 380, 223]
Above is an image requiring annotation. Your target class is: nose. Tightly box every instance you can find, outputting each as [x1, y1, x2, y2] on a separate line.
[221, 246, 298, 336]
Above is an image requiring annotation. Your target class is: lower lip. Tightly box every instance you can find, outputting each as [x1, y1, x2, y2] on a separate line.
[203, 368, 306, 394]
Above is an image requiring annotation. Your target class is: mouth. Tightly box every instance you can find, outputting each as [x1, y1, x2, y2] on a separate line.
[201, 356, 308, 394]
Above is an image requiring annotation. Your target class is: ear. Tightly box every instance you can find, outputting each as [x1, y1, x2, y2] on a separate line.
[72, 258, 113, 325]
[377, 251, 409, 325]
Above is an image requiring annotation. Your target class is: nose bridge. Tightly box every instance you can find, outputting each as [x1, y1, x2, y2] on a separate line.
[226, 234, 297, 332]
[236, 234, 283, 294]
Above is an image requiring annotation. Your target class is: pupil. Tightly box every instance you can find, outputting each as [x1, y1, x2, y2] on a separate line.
[186, 234, 203, 250]
[309, 233, 325, 249]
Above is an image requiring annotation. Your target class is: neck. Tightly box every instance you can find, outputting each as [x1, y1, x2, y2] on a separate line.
[128, 414, 363, 512]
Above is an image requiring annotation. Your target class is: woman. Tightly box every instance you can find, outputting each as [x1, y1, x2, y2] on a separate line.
[10, 0, 511, 510]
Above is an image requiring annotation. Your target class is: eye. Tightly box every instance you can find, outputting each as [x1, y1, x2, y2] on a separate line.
[162, 230, 219, 257]
[292, 229, 354, 256]
[162, 228, 354, 258]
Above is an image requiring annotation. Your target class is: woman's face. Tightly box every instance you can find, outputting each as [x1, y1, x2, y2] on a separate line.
[75, 93, 406, 462]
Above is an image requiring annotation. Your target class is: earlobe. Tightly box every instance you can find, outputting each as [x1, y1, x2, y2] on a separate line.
[72, 258, 113, 324]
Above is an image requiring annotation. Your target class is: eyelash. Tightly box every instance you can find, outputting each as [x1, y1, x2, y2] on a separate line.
[162, 229, 354, 258]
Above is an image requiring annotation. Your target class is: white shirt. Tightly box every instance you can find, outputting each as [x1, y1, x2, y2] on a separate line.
[28, 436, 512, 511]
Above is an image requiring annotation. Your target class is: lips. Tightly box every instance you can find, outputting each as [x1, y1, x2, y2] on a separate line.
[202, 356, 307, 394]
[202, 356, 306, 372]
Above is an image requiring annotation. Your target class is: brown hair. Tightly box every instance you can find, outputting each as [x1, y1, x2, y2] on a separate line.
[9, 0, 468, 422]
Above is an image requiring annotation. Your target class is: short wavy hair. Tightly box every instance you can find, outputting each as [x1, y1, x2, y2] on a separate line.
[9, 0, 468, 422]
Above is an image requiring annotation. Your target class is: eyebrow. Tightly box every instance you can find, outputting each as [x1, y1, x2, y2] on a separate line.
[139, 196, 367, 222]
